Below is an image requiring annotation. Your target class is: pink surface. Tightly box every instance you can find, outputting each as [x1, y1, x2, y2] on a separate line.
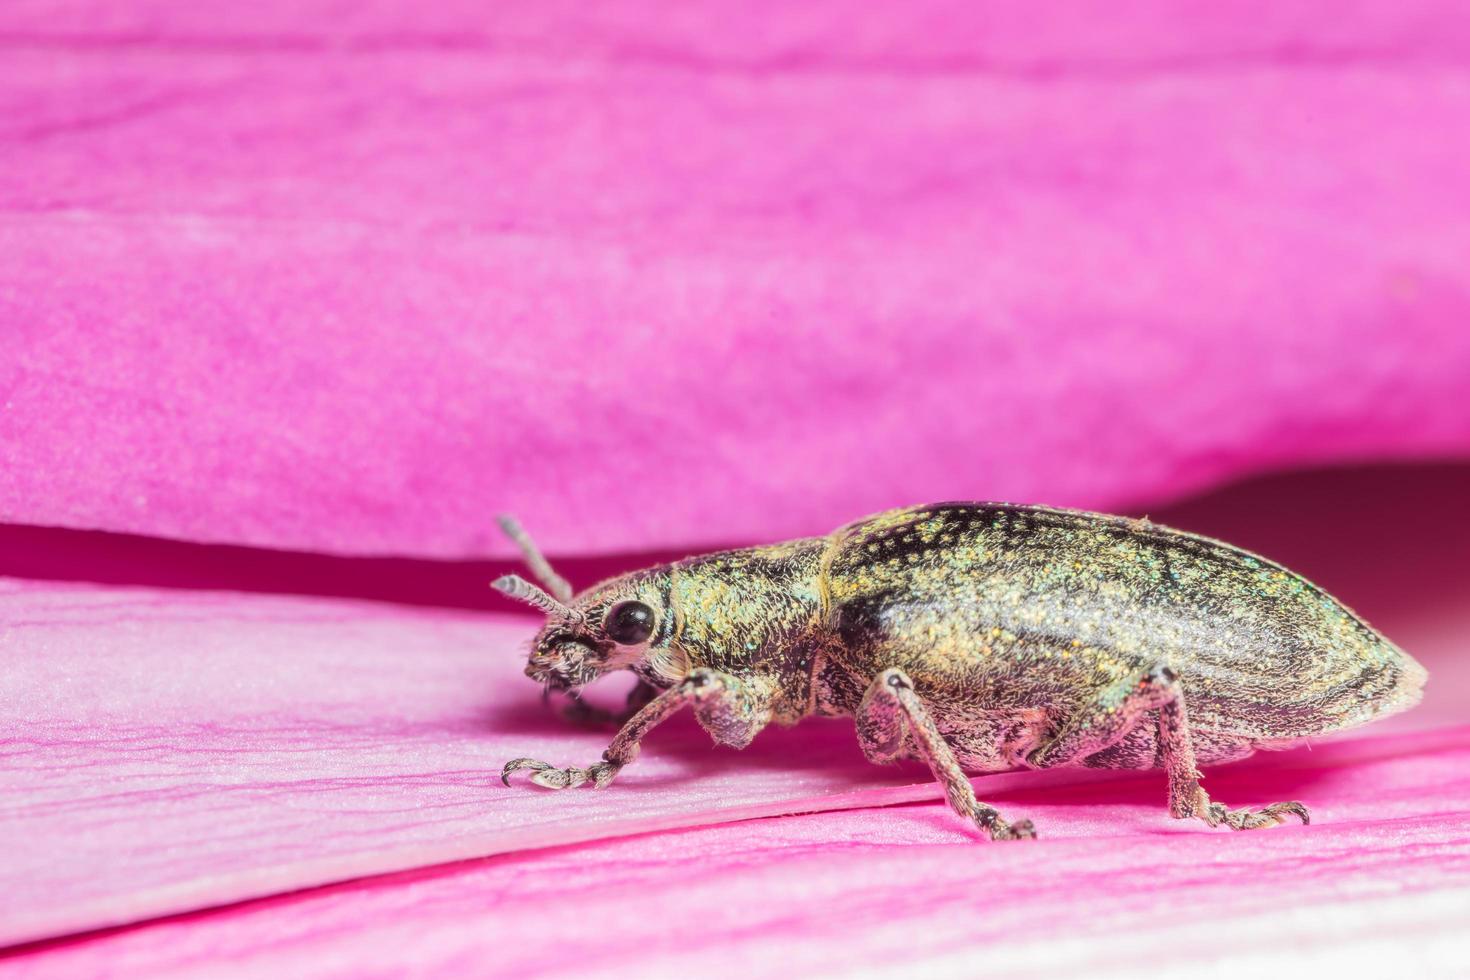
[6, 730, 1470, 978]
[4, 465, 1470, 958]
[4, 1, 1470, 558]
[4, 1, 1470, 974]
[0, 581, 946, 947]
[12, 576, 1376, 949]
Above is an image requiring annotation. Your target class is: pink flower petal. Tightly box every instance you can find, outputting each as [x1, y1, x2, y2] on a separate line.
[6, 728, 1469, 977]
[0, 581, 926, 945]
[3, 3, 1470, 557]
[4, 465, 1468, 947]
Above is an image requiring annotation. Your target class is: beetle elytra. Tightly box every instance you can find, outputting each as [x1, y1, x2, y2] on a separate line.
[493, 504, 1426, 840]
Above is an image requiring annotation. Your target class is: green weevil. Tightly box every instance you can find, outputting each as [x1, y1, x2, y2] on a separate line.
[493, 503, 1426, 840]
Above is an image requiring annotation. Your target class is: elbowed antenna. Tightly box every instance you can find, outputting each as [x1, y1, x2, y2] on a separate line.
[495, 514, 574, 603]
[492, 574, 582, 623]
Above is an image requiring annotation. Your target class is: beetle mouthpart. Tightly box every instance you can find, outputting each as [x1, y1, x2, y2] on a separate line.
[527, 650, 595, 693]
[537, 669, 579, 693]
[492, 574, 583, 623]
[495, 514, 575, 603]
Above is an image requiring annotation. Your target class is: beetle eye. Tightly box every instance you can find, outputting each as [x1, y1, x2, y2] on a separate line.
[605, 601, 655, 645]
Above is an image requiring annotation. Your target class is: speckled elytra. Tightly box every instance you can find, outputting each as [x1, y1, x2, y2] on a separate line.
[493, 504, 1426, 840]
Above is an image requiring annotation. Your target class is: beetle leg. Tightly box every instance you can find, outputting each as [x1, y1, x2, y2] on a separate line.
[502, 669, 772, 790]
[1025, 664, 1180, 769]
[553, 680, 660, 728]
[1156, 682, 1310, 830]
[858, 668, 1036, 842]
[1027, 663, 1310, 831]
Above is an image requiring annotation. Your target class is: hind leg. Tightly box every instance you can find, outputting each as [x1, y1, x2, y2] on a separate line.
[1028, 664, 1310, 831]
[1078, 723, 1258, 770]
[857, 668, 1036, 841]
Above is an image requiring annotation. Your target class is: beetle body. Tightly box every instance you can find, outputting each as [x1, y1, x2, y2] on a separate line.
[495, 503, 1426, 839]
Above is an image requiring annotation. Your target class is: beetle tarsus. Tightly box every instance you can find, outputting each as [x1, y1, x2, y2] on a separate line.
[531, 765, 589, 789]
[988, 817, 1037, 841]
[500, 757, 621, 789]
[1204, 799, 1311, 830]
[500, 757, 553, 786]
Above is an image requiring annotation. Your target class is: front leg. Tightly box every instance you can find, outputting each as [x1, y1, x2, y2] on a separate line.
[502, 669, 773, 790]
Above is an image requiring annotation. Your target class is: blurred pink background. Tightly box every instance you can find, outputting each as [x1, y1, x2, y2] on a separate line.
[2, 2, 1468, 976]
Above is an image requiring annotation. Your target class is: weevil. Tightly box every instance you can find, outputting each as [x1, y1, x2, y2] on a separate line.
[492, 504, 1426, 840]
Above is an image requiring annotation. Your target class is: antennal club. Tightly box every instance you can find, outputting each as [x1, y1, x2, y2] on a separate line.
[495, 514, 574, 603]
[492, 574, 581, 623]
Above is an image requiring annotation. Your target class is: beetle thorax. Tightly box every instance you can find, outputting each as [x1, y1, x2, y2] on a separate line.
[669, 539, 829, 687]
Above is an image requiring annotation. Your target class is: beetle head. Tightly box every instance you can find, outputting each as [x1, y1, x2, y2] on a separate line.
[492, 516, 682, 694]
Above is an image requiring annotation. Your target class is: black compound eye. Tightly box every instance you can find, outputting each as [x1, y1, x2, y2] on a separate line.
[605, 600, 655, 645]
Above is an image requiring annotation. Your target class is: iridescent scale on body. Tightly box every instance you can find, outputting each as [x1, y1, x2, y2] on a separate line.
[493, 503, 1427, 841]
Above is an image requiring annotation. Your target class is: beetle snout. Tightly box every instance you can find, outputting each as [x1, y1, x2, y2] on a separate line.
[526, 639, 600, 690]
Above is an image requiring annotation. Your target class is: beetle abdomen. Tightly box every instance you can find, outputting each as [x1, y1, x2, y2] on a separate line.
[822, 502, 1426, 741]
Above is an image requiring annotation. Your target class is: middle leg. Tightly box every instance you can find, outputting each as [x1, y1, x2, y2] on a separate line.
[857, 667, 1036, 841]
